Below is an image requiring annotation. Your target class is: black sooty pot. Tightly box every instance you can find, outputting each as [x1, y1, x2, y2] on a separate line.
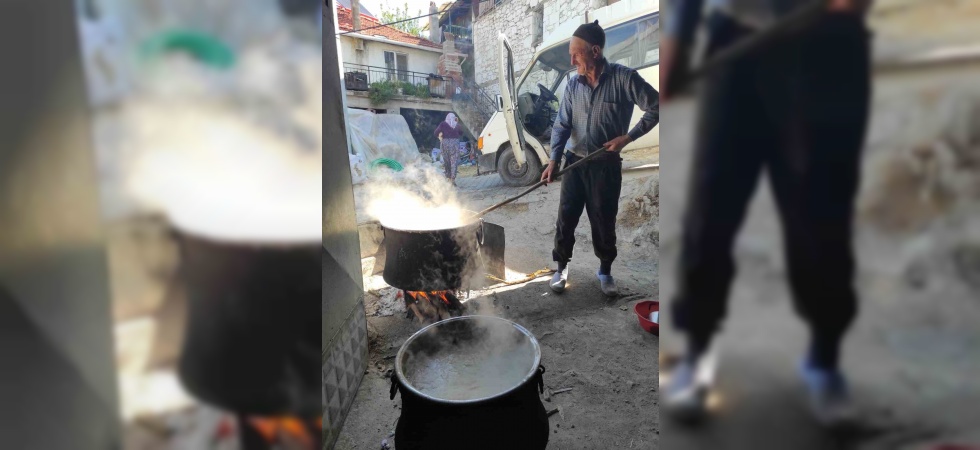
[175, 232, 321, 417]
[390, 316, 549, 450]
[382, 218, 483, 292]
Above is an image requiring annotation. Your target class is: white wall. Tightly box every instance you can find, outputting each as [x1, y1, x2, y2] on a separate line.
[339, 36, 362, 65]
[339, 36, 441, 76]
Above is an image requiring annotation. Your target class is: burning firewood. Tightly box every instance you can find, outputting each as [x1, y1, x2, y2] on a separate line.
[402, 290, 465, 324]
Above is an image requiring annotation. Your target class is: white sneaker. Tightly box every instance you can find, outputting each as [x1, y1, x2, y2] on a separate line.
[550, 267, 568, 293]
[596, 272, 618, 296]
[663, 359, 709, 423]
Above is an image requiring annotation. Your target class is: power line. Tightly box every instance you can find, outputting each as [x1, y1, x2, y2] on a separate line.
[336, 0, 496, 36]
[337, 10, 438, 35]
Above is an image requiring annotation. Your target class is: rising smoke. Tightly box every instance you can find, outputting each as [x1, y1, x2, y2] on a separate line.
[364, 164, 474, 231]
[111, 14, 322, 243]
[400, 315, 539, 401]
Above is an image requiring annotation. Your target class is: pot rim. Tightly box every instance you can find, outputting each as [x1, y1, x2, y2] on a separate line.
[175, 229, 321, 249]
[394, 315, 542, 405]
[378, 213, 483, 233]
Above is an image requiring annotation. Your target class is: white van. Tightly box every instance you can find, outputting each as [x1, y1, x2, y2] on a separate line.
[476, 0, 660, 186]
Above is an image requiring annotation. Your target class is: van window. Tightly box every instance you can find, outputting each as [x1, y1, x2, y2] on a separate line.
[637, 16, 660, 67]
[518, 42, 572, 98]
[604, 13, 660, 70]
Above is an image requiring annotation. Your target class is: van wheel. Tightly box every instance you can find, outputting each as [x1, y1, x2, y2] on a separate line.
[498, 145, 542, 187]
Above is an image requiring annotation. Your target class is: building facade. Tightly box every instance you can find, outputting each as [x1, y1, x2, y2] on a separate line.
[472, 0, 618, 98]
[336, 5, 448, 114]
[338, 3, 481, 152]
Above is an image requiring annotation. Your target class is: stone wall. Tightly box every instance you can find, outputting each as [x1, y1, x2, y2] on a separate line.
[473, 0, 597, 98]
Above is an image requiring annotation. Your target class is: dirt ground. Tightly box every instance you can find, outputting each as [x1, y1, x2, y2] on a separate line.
[336, 150, 660, 449]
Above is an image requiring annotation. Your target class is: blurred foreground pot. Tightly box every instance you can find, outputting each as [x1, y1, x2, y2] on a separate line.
[176, 232, 321, 417]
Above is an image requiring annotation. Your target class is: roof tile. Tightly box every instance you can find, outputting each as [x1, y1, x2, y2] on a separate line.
[337, 6, 442, 49]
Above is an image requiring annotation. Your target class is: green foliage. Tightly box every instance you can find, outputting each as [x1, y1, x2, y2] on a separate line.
[368, 80, 399, 106]
[379, 2, 423, 37]
[400, 81, 431, 98]
[369, 80, 431, 105]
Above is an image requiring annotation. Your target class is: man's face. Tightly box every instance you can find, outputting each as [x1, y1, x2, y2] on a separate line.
[569, 37, 600, 76]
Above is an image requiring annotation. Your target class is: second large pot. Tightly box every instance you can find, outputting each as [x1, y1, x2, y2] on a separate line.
[389, 316, 550, 450]
[382, 218, 483, 292]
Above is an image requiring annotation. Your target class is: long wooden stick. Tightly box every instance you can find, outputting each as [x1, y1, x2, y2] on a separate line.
[473, 148, 607, 218]
[668, 0, 829, 94]
[486, 268, 556, 285]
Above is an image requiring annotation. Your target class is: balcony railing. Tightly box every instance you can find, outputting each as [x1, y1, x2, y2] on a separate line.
[478, 0, 508, 17]
[455, 80, 497, 120]
[441, 24, 472, 44]
[342, 62, 460, 100]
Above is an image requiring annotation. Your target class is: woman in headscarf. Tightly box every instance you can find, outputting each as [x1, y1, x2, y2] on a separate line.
[434, 112, 463, 186]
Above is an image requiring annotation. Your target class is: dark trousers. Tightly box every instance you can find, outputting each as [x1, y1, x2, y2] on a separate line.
[553, 152, 623, 266]
[671, 12, 872, 361]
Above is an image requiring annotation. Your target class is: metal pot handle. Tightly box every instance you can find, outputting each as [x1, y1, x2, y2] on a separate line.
[536, 365, 546, 394]
[477, 218, 485, 246]
[389, 372, 401, 400]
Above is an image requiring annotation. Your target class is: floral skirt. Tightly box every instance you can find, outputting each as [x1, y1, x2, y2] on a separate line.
[440, 137, 460, 181]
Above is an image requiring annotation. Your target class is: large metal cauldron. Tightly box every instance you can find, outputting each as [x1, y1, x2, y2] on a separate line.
[175, 232, 321, 417]
[389, 316, 550, 450]
[382, 218, 483, 291]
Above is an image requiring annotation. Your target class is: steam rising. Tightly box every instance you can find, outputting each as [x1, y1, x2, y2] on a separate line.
[401, 316, 538, 401]
[365, 165, 475, 231]
[117, 34, 322, 243]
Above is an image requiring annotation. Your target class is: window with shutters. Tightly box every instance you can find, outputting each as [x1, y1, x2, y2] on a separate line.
[383, 51, 409, 82]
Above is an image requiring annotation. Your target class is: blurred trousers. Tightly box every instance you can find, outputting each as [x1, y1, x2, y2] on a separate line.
[671, 12, 873, 349]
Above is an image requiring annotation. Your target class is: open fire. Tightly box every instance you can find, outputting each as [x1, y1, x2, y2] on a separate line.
[401, 290, 464, 324]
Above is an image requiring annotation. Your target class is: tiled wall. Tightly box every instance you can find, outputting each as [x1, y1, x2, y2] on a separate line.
[322, 303, 368, 449]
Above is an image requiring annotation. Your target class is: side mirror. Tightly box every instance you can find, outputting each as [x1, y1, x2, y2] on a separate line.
[496, 94, 504, 111]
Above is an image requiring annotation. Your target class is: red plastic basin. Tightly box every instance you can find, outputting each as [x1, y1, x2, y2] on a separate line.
[634, 300, 659, 336]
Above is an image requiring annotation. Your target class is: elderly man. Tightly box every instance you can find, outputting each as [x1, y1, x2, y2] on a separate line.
[542, 20, 659, 297]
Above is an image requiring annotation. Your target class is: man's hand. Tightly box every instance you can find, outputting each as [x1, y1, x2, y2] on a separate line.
[541, 161, 557, 184]
[603, 135, 632, 153]
[660, 37, 680, 102]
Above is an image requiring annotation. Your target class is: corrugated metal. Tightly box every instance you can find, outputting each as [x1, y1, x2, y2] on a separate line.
[323, 2, 369, 449]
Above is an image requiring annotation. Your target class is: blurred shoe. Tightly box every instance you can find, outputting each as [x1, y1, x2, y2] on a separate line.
[799, 360, 855, 427]
[663, 358, 708, 423]
[550, 266, 568, 293]
[596, 271, 618, 296]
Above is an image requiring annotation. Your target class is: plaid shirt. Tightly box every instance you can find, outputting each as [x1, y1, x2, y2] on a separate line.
[550, 59, 660, 166]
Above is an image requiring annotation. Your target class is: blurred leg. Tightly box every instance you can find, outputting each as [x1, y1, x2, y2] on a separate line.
[769, 13, 871, 372]
[670, 14, 773, 358]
